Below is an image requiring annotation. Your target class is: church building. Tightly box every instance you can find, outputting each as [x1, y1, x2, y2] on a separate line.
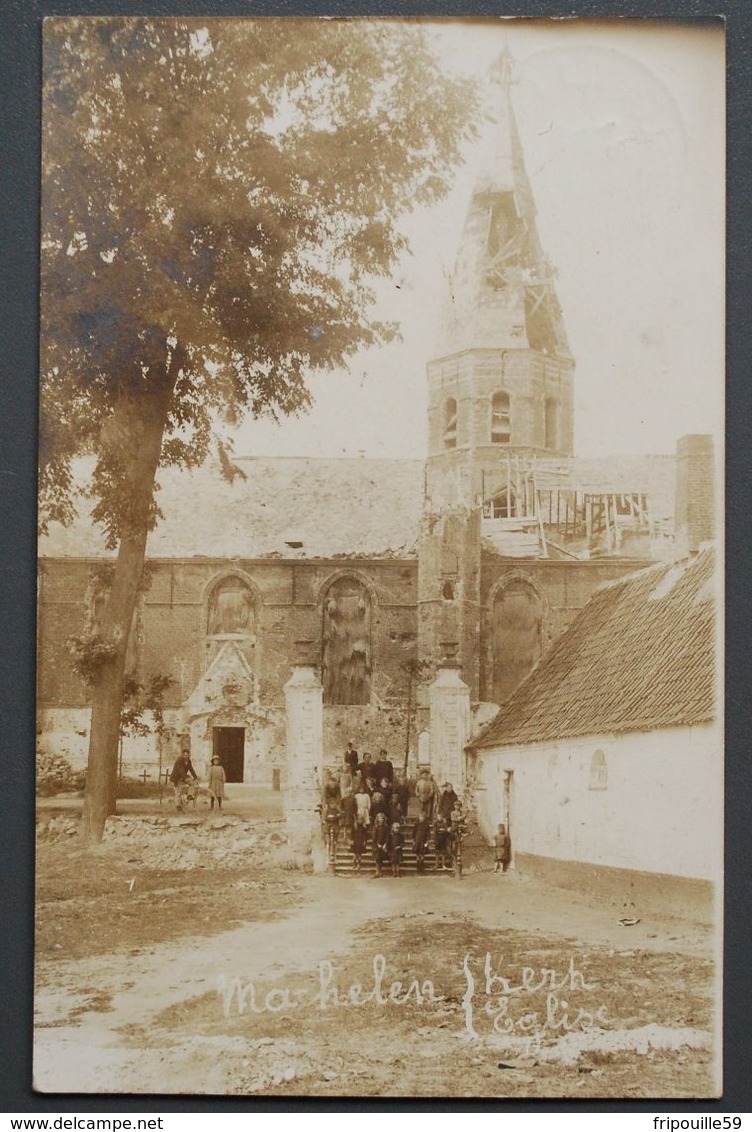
[36, 54, 713, 789]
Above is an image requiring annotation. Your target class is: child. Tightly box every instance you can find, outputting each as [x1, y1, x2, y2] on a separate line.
[341, 788, 357, 840]
[354, 783, 371, 829]
[370, 789, 387, 821]
[372, 812, 389, 877]
[450, 801, 467, 840]
[434, 814, 450, 870]
[352, 816, 368, 873]
[388, 821, 404, 878]
[413, 813, 430, 873]
[388, 792, 403, 826]
[493, 823, 511, 873]
[207, 756, 226, 811]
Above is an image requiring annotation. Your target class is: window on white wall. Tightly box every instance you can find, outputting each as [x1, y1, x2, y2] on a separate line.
[589, 749, 608, 790]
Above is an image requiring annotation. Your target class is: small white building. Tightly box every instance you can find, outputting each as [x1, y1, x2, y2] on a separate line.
[467, 547, 720, 916]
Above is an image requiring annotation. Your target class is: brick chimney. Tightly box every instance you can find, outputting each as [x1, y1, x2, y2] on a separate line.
[674, 434, 715, 555]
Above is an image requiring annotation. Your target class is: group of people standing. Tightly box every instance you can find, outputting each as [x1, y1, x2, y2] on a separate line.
[321, 743, 410, 876]
[320, 742, 468, 876]
[413, 768, 467, 872]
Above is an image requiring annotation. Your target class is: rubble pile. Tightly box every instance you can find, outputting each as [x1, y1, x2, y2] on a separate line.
[37, 813, 294, 871]
[37, 815, 79, 839]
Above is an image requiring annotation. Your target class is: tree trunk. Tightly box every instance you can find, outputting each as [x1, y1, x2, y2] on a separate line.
[82, 376, 174, 844]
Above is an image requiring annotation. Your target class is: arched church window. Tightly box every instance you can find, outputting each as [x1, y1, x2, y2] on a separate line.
[545, 397, 558, 450]
[589, 749, 608, 791]
[443, 398, 457, 449]
[491, 391, 511, 444]
[322, 576, 372, 706]
[491, 579, 543, 705]
[207, 575, 256, 637]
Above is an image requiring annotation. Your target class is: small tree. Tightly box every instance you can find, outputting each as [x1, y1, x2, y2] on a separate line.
[119, 673, 172, 742]
[118, 673, 173, 782]
[401, 658, 433, 772]
[41, 18, 477, 842]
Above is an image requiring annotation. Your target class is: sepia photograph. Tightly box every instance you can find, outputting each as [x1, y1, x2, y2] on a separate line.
[34, 17, 724, 1098]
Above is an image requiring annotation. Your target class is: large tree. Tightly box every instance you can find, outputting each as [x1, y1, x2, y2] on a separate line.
[40, 18, 476, 842]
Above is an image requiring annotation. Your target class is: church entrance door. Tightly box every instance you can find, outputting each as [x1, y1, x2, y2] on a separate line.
[213, 727, 245, 783]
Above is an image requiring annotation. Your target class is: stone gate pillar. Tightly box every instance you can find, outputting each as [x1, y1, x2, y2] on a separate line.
[428, 642, 471, 794]
[283, 641, 323, 853]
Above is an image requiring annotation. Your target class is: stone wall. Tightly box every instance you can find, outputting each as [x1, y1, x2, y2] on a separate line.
[471, 722, 722, 883]
[37, 546, 674, 784]
[417, 508, 482, 700]
[425, 348, 575, 506]
[38, 557, 419, 704]
[37, 556, 420, 782]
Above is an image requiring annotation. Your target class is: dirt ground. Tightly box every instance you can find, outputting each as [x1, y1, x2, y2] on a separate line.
[34, 795, 720, 1100]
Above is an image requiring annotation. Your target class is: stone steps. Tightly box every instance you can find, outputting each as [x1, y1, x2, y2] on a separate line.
[329, 825, 453, 876]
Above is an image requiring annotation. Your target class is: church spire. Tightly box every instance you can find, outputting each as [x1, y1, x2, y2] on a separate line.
[472, 48, 527, 202]
[437, 52, 571, 360]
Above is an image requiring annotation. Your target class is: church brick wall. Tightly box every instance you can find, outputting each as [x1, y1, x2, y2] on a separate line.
[478, 556, 649, 705]
[37, 557, 420, 720]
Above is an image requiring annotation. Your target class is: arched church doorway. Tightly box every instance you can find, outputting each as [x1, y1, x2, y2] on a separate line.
[213, 726, 245, 783]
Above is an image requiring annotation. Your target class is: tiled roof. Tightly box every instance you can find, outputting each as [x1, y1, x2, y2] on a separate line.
[38, 457, 424, 560]
[470, 547, 717, 749]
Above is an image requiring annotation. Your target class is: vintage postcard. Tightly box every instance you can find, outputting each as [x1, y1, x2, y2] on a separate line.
[35, 17, 724, 1098]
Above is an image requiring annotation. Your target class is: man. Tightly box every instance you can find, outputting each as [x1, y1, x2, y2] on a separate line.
[344, 740, 359, 776]
[358, 751, 375, 783]
[170, 750, 198, 811]
[415, 769, 439, 821]
[438, 782, 459, 822]
[394, 770, 410, 821]
[375, 748, 393, 784]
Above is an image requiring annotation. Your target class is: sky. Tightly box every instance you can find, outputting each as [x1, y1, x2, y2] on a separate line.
[233, 18, 724, 462]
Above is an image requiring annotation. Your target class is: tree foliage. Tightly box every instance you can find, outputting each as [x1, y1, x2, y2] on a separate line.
[39, 17, 477, 840]
[41, 18, 477, 540]
[119, 673, 173, 738]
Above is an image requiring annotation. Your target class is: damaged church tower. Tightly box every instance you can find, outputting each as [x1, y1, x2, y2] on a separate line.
[419, 51, 574, 700]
